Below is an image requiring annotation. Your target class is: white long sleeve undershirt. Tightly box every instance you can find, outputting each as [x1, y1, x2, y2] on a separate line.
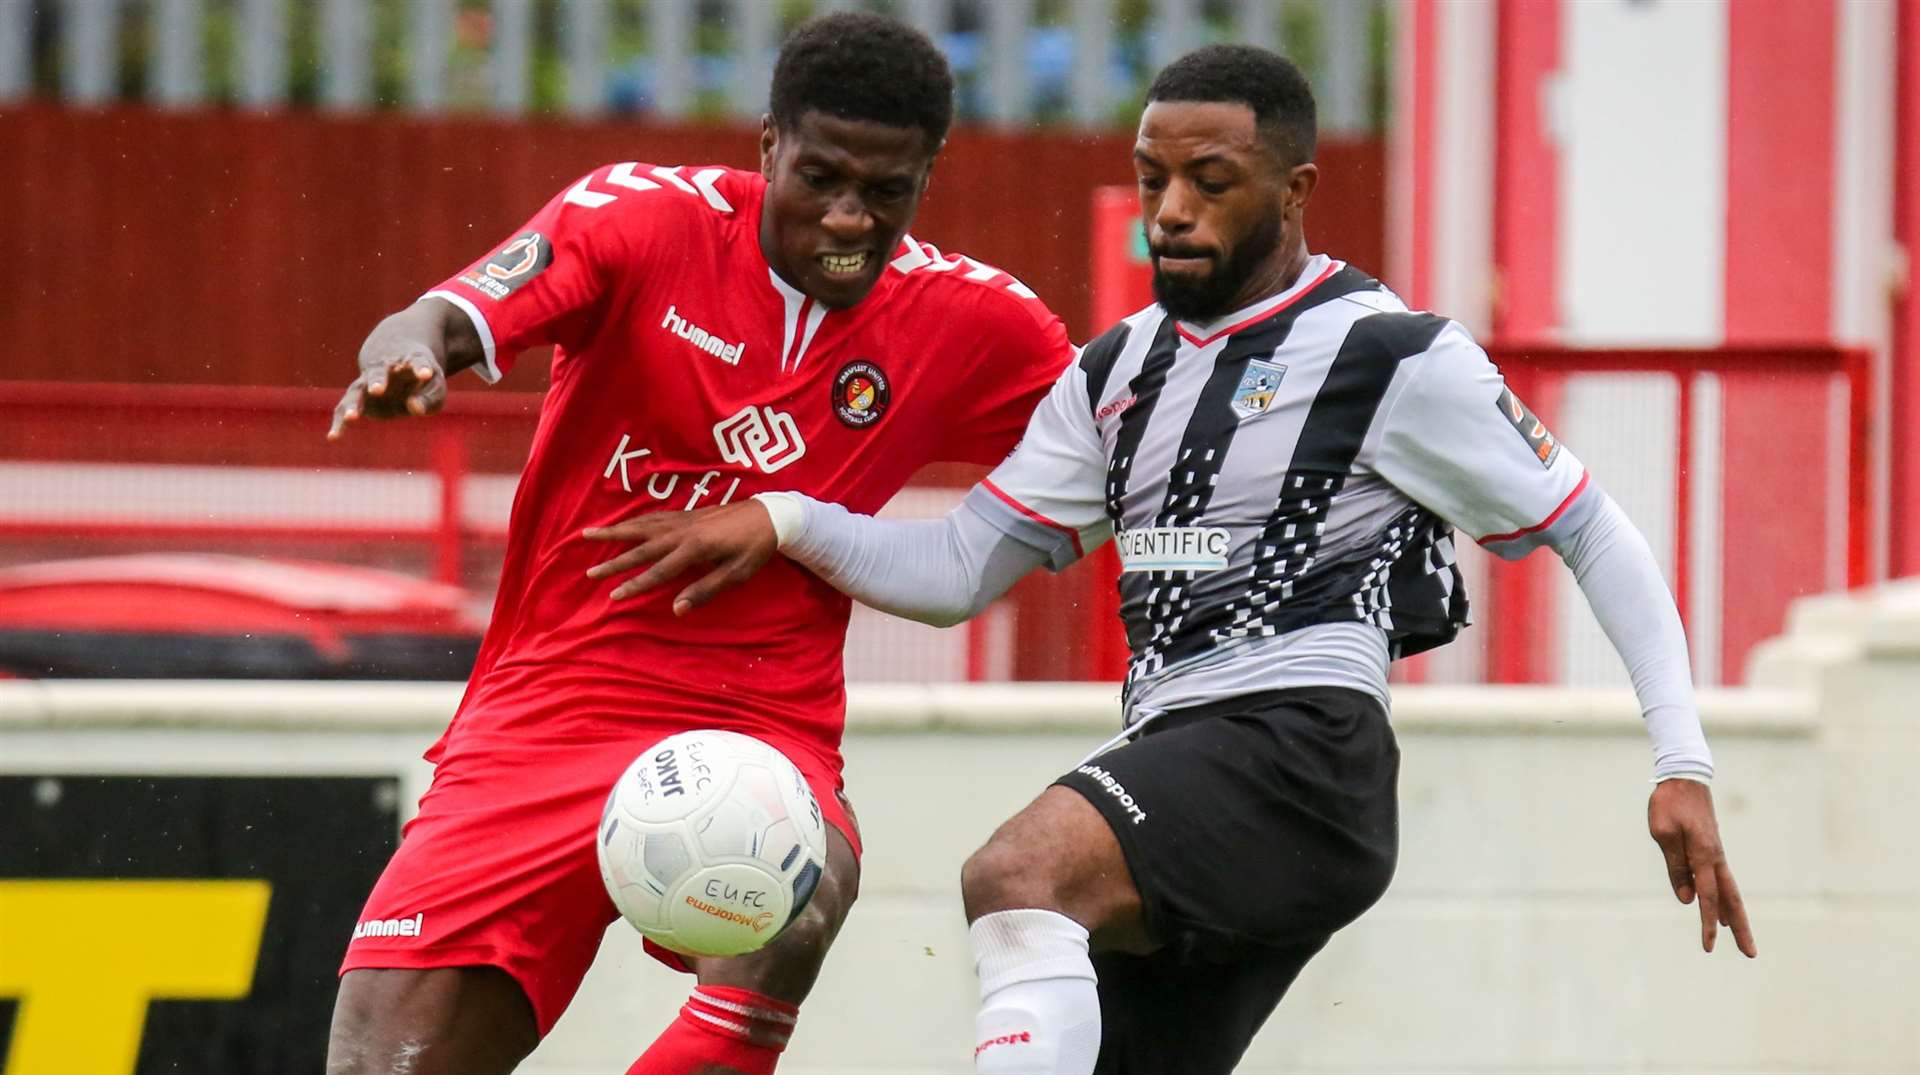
[755, 485, 1713, 782]
[758, 492, 1046, 629]
[1547, 491, 1714, 781]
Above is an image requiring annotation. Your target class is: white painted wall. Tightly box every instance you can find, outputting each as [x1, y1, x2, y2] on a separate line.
[1549, 1, 1729, 688]
[1557, 0, 1728, 345]
[5, 634, 1917, 1074]
[1831, 0, 1900, 582]
[1429, 0, 1497, 334]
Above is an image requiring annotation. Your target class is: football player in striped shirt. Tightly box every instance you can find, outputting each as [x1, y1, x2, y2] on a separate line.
[589, 44, 1756, 1075]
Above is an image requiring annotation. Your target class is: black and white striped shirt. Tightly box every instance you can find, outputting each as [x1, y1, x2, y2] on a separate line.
[968, 255, 1590, 713]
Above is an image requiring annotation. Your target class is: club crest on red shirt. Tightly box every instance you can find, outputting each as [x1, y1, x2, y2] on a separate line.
[832, 360, 890, 429]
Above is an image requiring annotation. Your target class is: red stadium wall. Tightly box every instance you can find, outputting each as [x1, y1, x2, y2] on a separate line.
[0, 106, 1384, 385]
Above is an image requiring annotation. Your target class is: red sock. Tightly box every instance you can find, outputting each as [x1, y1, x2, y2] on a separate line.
[625, 986, 799, 1075]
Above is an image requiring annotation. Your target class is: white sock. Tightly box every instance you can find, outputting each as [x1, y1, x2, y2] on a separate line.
[969, 909, 1101, 1074]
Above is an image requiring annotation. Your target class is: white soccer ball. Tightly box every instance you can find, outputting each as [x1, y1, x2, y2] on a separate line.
[597, 729, 829, 957]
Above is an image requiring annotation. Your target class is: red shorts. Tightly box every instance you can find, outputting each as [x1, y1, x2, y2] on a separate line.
[339, 724, 861, 1036]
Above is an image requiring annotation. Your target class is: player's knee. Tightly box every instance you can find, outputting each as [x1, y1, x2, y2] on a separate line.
[804, 841, 860, 938]
[327, 967, 535, 1075]
[961, 834, 1056, 921]
[703, 850, 858, 992]
[789, 865, 855, 951]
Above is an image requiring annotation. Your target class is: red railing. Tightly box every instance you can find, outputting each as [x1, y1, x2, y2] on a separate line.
[0, 380, 1094, 681]
[0, 381, 540, 586]
[1474, 343, 1872, 685]
[0, 348, 1875, 686]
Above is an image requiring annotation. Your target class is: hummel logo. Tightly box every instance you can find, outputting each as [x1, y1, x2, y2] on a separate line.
[662, 305, 746, 366]
[352, 912, 424, 939]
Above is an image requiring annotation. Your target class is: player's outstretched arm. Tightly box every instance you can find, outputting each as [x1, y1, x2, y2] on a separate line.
[1546, 491, 1757, 958]
[583, 492, 1049, 624]
[1371, 323, 1754, 958]
[327, 297, 485, 441]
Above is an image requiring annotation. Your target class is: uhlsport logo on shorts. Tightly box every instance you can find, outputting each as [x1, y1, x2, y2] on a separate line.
[1076, 764, 1147, 825]
[352, 912, 425, 940]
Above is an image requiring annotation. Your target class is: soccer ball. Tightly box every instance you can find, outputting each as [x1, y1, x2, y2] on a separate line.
[597, 730, 829, 957]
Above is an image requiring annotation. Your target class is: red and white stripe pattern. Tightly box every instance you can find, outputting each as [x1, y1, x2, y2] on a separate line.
[768, 268, 829, 375]
[1392, 0, 1917, 685]
[681, 985, 799, 1049]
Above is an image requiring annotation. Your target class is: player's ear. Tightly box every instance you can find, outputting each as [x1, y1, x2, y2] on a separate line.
[759, 115, 779, 178]
[915, 138, 942, 196]
[1286, 162, 1319, 216]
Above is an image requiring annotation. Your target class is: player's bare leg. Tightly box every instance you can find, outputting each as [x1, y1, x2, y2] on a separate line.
[627, 824, 861, 1075]
[325, 965, 538, 1075]
[959, 787, 1142, 1073]
[963, 787, 1150, 952]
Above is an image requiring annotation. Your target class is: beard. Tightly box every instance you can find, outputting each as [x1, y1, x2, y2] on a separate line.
[1150, 212, 1284, 323]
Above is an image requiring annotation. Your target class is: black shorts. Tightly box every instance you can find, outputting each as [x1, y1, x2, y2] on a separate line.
[1053, 686, 1400, 1075]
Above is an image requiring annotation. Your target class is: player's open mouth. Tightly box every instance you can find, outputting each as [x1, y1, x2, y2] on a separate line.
[818, 251, 869, 277]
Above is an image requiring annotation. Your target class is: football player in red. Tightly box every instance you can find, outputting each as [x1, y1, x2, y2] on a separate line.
[323, 14, 1073, 1075]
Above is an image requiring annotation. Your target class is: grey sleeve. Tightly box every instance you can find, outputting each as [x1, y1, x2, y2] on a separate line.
[776, 493, 1051, 629]
[1546, 486, 1715, 782]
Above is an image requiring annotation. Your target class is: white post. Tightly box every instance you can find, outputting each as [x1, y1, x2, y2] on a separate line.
[0, 0, 29, 102]
[320, 0, 371, 110]
[491, 0, 532, 114]
[1320, 0, 1372, 133]
[563, 0, 608, 117]
[63, 0, 119, 104]
[149, 0, 205, 107]
[727, 0, 775, 120]
[237, 0, 287, 108]
[1234, 0, 1277, 54]
[407, 0, 451, 111]
[649, 0, 694, 120]
[900, 0, 949, 42]
[1070, 0, 1115, 127]
[1151, 0, 1201, 72]
[983, 0, 1032, 126]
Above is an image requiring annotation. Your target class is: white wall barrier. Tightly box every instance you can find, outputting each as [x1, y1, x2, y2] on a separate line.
[1, 588, 1916, 1072]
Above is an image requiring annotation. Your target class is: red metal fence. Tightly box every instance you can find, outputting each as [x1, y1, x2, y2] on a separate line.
[0, 347, 1872, 685]
[1476, 344, 1871, 686]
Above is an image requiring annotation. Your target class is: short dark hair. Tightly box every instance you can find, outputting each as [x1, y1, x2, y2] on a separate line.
[769, 12, 955, 151]
[1146, 44, 1317, 165]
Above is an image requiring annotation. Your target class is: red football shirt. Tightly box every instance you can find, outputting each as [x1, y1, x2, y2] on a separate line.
[421, 162, 1072, 772]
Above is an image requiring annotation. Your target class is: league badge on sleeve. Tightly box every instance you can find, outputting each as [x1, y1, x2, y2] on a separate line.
[1230, 359, 1288, 419]
[458, 232, 552, 300]
[1496, 386, 1561, 467]
[832, 360, 890, 429]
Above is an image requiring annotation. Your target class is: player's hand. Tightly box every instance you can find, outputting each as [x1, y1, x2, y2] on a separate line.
[1648, 778, 1756, 957]
[582, 501, 779, 614]
[327, 348, 447, 441]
